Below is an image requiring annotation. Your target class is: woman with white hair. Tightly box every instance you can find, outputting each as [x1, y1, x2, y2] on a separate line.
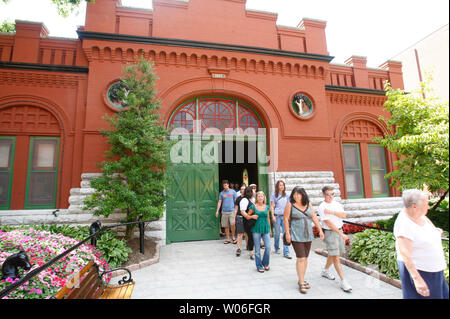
[394, 189, 449, 299]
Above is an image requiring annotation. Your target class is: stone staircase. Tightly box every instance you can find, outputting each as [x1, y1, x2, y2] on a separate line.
[270, 171, 403, 223]
[68, 173, 166, 245]
[341, 197, 403, 223]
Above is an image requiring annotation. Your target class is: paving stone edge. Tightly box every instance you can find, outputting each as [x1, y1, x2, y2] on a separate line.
[314, 248, 402, 289]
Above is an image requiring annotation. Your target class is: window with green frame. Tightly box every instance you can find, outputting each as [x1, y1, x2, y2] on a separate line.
[368, 144, 389, 197]
[0, 136, 16, 210]
[24, 137, 60, 209]
[343, 143, 364, 198]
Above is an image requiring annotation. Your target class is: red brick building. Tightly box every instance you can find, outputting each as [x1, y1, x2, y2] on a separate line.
[0, 0, 403, 243]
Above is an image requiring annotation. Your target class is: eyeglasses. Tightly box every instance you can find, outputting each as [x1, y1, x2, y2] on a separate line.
[325, 193, 335, 197]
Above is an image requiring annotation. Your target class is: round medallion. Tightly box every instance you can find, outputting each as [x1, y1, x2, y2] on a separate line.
[106, 81, 127, 110]
[291, 93, 314, 118]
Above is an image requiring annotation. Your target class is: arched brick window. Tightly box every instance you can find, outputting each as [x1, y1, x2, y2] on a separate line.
[341, 119, 390, 198]
[168, 97, 262, 134]
[0, 105, 61, 209]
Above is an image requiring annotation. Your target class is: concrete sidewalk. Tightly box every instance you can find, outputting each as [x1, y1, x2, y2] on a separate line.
[130, 238, 402, 299]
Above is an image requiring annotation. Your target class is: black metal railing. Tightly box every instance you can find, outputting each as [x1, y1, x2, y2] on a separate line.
[0, 218, 157, 299]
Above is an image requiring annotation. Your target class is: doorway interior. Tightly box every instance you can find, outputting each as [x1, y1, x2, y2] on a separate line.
[218, 139, 258, 192]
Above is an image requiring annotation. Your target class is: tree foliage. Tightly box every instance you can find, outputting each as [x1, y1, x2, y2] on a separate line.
[0, 20, 15, 32]
[83, 56, 170, 237]
[376, 78, 449, 192]
[2, 0, 95, 18]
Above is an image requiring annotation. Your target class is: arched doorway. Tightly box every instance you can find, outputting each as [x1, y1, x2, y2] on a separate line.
[166, 96, 267, 243]
[0, 105, 62, 210]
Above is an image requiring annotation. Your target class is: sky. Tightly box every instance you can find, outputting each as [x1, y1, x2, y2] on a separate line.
[0, 0, 448, 68]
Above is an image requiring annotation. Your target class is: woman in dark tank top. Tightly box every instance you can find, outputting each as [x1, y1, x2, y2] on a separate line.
[284, 186, 324, 294]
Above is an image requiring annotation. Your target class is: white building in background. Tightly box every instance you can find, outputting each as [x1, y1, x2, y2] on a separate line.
[391, 24, 449, 101]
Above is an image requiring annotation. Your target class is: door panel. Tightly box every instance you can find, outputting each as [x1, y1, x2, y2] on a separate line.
[166, 141, 219, 243]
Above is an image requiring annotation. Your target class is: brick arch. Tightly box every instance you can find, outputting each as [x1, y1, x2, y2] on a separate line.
[341, 119, 384, 142]
[0, 104, 61, 135]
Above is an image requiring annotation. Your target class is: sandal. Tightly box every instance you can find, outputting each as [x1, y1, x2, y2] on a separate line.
[258, 269, 265, 273]
[264, 266, 270, 271]
[224, 240, 231, 244]
[298, 281, 310, 289]
[232, 239, 237, 244]
[299, 283, 308, 294]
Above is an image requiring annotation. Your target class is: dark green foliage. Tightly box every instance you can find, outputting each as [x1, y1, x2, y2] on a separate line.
[349, 230, 399, 279]
[83, 57, 170, 237]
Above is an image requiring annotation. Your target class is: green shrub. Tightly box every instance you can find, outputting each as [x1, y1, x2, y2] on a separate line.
[349, 229, 449, 283]
[0, 224, 131, 268]
[349, 229, 399, 279]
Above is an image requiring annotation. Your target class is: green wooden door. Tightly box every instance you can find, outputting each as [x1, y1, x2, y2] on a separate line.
[166, 141, 219, 243]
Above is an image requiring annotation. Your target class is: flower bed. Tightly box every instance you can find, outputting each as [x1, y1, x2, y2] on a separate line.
[0, 228, 111, 299]
[313, 222, 378, 244]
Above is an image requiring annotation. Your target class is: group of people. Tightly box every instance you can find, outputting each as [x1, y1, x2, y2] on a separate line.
[215, 179, 353, 294]
[216, 180, 449, 299]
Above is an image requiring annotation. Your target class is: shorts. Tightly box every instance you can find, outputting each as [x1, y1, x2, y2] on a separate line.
[324, 229, 345, 256]
[292, 241, 312, 258]
[221, 212, 235, 228]
[235, 215, 245, 234]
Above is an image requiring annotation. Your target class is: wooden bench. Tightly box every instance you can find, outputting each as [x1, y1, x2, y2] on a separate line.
[54, 261, 135, 299]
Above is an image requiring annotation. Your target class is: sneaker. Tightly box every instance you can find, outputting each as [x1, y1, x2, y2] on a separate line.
[340, 279, 352, 292]
[236, 248, 241, 257]
[284, 255, 292, 259]
[321, 269, 336, 280]
[274, 250, 281, 254]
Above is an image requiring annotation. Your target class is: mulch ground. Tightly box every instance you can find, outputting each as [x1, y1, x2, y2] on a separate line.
[121, 237, 158, 267]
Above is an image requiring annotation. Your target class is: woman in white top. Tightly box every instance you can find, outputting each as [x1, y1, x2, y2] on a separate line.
[394, 189, 448, 299]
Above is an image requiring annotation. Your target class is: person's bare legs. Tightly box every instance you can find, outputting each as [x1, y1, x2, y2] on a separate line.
[324, 256, 334, 270]
[231, 225, 236, 241]
[296, 257, 308, 284]
[237, 233, 243, 249]
[331, 255, 345, 280]
[224, 227, 230, 242]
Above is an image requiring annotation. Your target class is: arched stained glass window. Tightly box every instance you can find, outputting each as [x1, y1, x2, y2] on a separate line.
[170, 101, 195, 133]
[199, 99, 235, 133]
[168, 97, 262, 134]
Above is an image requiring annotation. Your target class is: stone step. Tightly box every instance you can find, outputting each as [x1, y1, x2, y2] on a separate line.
[274, 171, 334, 178]
[282, 177, 336, 185]
[341, 197, 403, 204]
[345, 215, 394, 224]
[345, 208, 402, 219]
[343, 201, 404, 211]
[282, 183, 340, 190]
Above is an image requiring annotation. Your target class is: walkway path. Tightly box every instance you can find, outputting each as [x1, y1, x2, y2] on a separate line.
[131, 238, 402, 299]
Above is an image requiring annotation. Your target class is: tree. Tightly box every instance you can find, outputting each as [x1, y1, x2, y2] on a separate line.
[376, 78, 449, 194]
[2, 0, 95, 18]
[0, 20, 15, 32]
[83, 56, 170, 237]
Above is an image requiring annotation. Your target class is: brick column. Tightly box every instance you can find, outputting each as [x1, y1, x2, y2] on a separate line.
[345, 56, 369, 88]
[379, 60, 404, 90]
